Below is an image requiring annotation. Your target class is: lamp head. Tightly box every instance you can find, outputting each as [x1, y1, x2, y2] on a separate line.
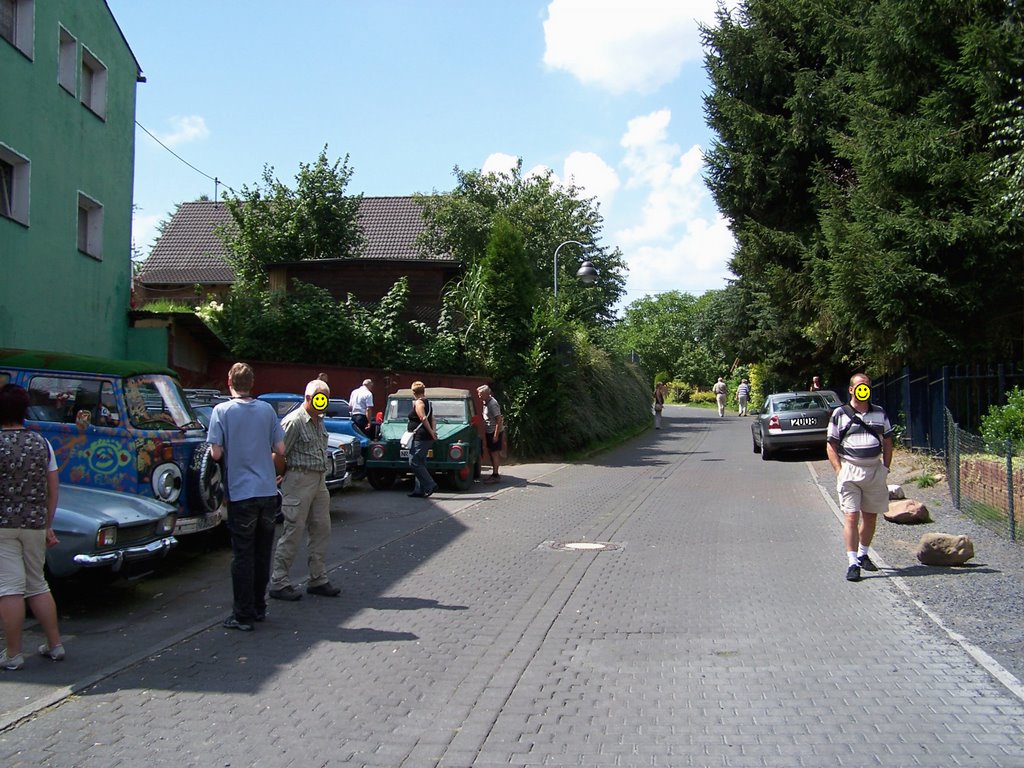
[576, 261, 598, 285]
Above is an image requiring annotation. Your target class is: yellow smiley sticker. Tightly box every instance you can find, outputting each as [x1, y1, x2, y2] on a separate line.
[854, 383, 871, 402]
[311, 392, 328, 411]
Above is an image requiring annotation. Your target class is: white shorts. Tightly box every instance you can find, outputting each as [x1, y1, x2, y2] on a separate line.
[837, 462, 889, 515]
[0, 527, 51, 598]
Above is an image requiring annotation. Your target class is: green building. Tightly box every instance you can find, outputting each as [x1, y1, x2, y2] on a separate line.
[0, 0, 146, 359]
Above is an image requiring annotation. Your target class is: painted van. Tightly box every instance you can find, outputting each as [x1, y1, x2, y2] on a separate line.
[0, 349, 225, 535]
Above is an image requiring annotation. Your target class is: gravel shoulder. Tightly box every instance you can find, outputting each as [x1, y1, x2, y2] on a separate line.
[809, 447, 1024, 686]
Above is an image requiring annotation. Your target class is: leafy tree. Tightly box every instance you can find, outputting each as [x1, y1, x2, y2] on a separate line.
[221, 147, 365, 287]
[417, 162, 627, 327]
[702, 0, 1024, 379]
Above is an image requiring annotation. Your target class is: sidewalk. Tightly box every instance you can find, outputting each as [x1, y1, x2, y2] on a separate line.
[1, 408, 1022, 767]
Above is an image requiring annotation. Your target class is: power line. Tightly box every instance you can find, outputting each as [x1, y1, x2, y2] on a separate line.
[135, 120, 233, 196]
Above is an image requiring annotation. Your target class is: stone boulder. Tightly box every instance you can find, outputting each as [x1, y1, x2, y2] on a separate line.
[885, 499, 932, 524]
[916, 533, 975, 566]
[888, 484, 905, 500]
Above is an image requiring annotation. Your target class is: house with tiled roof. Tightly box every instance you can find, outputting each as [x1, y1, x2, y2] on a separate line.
[134, 196, 461, 325]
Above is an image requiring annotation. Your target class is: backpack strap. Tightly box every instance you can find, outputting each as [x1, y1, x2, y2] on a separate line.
[837, 403, 882, 445]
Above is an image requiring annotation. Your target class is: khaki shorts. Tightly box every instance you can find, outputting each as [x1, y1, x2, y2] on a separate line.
[837, 462, 889, 515]
[0, 527, 51, 598]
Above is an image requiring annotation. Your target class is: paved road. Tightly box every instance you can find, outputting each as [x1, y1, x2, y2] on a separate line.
[1, 406, 1023, 767]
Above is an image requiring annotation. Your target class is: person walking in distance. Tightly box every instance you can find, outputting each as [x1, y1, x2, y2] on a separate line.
[826, 373, 894, 582]
[407, 381, 438, 498]
[653, 382, 666, 429]
[207, 363, 286, 632]
[477, 385, 504, 483]
[713, 377, 728, 418]
[736, 378, 751, 417]
[810, 375, 823, 391]
[270, 379, 341, 600]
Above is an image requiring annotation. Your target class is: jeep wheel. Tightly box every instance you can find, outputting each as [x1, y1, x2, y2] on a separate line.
[367, 469, 397, 490]
[448, 461, 476, 492]
[189, 444, 225, 515]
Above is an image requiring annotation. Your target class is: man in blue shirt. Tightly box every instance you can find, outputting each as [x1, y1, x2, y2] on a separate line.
[208, 363, 285, 631]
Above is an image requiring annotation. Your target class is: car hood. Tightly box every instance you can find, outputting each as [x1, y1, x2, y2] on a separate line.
[381, 422, 472, 441]
[56, 484, 176, 526]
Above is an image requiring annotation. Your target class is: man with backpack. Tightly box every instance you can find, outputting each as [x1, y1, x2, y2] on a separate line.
[826, 373, 894, 582]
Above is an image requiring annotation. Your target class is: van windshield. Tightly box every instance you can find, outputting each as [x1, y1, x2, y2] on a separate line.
[124, 375, 200, 430]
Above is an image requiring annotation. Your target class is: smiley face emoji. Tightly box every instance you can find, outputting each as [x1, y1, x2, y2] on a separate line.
[853, 383, 871, 402]
[311, 392, 329, 411]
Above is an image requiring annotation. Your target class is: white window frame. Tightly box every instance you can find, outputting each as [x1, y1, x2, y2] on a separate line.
[57, 25, 75, 95]
[80, 45, 107, 119]
[0, 0, 34, 60]
[0, 143, 30, 226]
[77, 192, 103, 260]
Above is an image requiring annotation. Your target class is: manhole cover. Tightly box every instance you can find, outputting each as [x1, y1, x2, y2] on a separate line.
[541, 541, 623, 552]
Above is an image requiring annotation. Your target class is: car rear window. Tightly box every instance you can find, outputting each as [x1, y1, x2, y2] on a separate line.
[775, 395, 830, 411]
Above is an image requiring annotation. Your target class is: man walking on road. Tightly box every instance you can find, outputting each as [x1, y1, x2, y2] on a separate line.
[736, 378, 751, 416]
[713, 377, 728, 417]
[826, 373, 893, 582]
[477, 385, 504, 483]
[270, 378, 341, 600]
[207, 363, 286, 631]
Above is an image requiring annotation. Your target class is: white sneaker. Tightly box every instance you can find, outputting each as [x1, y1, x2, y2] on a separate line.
[38, 643, 65, 661]
[0, 650, 25, 670]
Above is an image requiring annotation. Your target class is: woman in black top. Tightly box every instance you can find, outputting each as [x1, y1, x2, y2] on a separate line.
[407, 381, 438, 498]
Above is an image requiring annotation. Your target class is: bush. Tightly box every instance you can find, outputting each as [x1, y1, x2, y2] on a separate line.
[690, 391, 718, 405]
[980, 387, 1024, 454]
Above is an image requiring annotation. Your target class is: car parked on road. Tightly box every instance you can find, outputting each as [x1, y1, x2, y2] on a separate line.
[751, 390, 835, 460]
[48, 484, 178, 579]
[0, 349, 226, 536]
[365, 387, 482, 491]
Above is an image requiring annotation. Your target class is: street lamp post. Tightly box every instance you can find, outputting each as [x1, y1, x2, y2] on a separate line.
[553, 240, 599, 311]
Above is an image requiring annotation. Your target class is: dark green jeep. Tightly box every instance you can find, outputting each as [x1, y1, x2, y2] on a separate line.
[365, 387, 482, 491]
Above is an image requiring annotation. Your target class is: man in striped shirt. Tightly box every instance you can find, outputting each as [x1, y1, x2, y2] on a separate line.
[826, 373, 894, 582]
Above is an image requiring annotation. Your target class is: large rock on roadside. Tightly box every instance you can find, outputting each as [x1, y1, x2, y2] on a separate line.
[885, 499, 931, 524]
[888, 484, 905, 500]
[916, 533, 975, 566]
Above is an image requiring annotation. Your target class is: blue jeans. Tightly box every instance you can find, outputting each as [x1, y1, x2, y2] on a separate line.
[408, 438, 437, 494]
[227, 495, 278, 622]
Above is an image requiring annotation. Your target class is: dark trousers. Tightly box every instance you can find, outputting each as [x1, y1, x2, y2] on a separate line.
[408, 438, 436, 494]
[227, 495, 278, 622]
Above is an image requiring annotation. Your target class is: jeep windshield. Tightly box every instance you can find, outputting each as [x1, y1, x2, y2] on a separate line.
[124, 375, 201, 430]
[386, 398, 469, 424]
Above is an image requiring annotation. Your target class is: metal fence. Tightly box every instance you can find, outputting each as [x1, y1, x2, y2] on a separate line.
[874, 363, 1024, 451]
[944, 408, 1023, 541]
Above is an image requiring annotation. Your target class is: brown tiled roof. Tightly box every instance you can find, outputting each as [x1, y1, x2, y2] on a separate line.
[137, 196, 452, 287]
[137, 201, 236, 284]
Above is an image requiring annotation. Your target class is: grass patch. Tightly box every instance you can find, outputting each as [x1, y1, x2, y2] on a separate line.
[139, 299, 196, 313]
[915, 475, 938, 488]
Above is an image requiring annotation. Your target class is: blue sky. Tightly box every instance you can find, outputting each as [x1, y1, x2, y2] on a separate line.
[107, 0, 737, 306]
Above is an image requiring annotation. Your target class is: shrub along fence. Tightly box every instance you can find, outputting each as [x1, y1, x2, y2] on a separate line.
[944, 408, 1023, 542]
[874, 363, 1024, 452]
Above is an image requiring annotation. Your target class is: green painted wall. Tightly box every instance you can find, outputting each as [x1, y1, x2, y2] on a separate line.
[0, 0, 140, 359]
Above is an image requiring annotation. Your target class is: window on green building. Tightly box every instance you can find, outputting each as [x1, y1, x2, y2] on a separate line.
[0, 145, 30, 225]
[77, 192, 103, 259]
[81, 46, 107, 119]
[0, 0, 33, 60]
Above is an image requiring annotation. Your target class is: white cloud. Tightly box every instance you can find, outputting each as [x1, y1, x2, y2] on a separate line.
[542, 0, 723, 94]
[562, 151, 619, 207]
[155, 115, 210, 147]
[612, 109, 736, 299]
[481, 152, 520, 176]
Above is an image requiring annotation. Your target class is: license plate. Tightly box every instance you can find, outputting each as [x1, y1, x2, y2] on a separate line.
[791, 417, 817, 427]
[399, 449, 433, 459]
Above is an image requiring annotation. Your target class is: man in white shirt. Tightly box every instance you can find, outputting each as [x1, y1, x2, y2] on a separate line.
[349, 379, 375, 438]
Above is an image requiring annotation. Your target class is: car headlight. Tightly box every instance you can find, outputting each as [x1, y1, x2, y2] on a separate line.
[347, 443, 359, 460]
[158, 514, 176, 535]
[448, 443, 465, 461]
[152, 462, 182, 503]
[370, 443, 385, 460]
[96, 525, 117, 547]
